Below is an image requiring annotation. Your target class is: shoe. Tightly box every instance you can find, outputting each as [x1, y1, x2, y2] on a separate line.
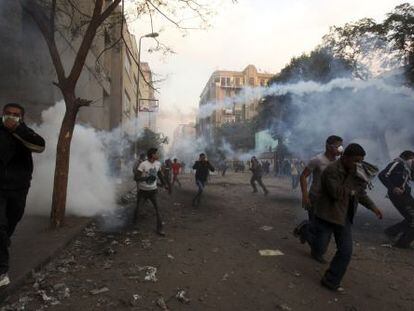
[321, 276, 344, 292]
[156, 228, 166, 237]
[311, 252, 328, 264]
[0, 274, 10, 287]
[293, 221, 308, 242]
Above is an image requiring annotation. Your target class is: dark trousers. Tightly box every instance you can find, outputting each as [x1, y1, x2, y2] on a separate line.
[133, 189, 162, 230]
[193, 179, 205, 205]
[302, 217, 352, 287]
[0, 188, 29, 274]
[291, 175, 299, 189]
[172, 174, 181, 188]
[250, 175, 268, 193]
[387, 192, 414, 247]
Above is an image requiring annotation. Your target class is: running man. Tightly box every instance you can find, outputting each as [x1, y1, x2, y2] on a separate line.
[192, 153, 215, 207]
[171, 158, 182, 188]
[250, 156, 268, 195]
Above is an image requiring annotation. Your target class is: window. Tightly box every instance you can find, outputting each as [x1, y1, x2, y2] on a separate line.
[235, 77, 241, 86]
[249, 77, 255, 86]
[260, 79, 265, 86]
[221, 77, 226, 87]
[214, 77, 220, 83]
[226, 77, 231, 86]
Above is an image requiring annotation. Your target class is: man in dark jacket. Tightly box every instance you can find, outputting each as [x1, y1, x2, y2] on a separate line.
[379, 150, 414, 248]
[0, 103, 45, 287]
[250, 156, 268, 195]
[299, 143, 383, 292]
[192, 153, 215, 207]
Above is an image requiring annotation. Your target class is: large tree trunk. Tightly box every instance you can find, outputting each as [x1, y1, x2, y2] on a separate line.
[50, 95, 79, 228]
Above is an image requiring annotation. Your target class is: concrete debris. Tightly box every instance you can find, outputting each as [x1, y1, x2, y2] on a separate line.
[139, 266, 158, 282]
[260, 226, 274, 231]
[104, 247, 116, 255]
[156, 297, 169, 310]
[38, 290, 60, 305]
[222, 273, 229, 281]
[130, 294, 142, 307]
[277, 304, 292, 311]
[90, 287, 110, 295]
[381, 244, 393, 248]
[176, 289, 191, 304]
[124, 238, 132, 245]
[259, 249, 284, 256]
[167, 254, 175, 260]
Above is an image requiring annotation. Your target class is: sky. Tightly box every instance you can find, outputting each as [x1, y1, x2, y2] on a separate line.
[129, 0, 406, 144]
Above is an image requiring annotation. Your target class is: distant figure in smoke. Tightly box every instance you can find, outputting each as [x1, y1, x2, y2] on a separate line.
[291, 159, 300, 190]
[192, 153, 215, 207]
[171, 158, 182, 188]
[298, 144, 383, 292]
[162, 159, 173, 195]
[294, 135, 343, 262]
[0, 103, 45, 287]
[250, 156, 269, 195]
[379, 150, 414, 249]
[133, 148, 168, 236]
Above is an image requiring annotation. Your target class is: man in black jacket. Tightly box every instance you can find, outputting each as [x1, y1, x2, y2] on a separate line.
[0, 103, 45, 287]
[192, 153, 215, 207]
[379, 150, 414, 248]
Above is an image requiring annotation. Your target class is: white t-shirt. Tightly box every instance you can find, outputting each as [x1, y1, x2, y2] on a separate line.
[307, 153, 333, 197]
[137, 160, 161, 191]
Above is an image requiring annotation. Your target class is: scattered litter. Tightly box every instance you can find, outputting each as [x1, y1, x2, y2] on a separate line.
[176, 289, 191, 304]
[130, 294, 142, 306]
[141, 239, 152, 249]
[260, 226, 274, 231]
[103, 261, 112, 269]
[167, 254, 175, 260]
[124, 238, 132, 245]
[294, 271, 302, 277]
[381, 243, 393, 248]
[174, 202, 182, 206]
[138, 266, 158, 282]
[259, 249, 284, 256]
[288, 282, 295, 289]
[212, 248, 219, 253]
[156, 297, 169, 310]
[368, 246, 376, 250]
[222, 273, 229, 281]
[38, 290, 60, 305]
[277, 303, 292, 311]
[90, 287, 110, 295]
[104, 247, 116, 255]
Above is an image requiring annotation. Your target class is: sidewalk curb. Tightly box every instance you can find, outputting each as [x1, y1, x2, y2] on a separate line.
[0, 217, 93, 301]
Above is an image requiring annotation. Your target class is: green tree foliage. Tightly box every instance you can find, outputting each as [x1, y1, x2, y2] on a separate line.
[131, 128, 168, 159]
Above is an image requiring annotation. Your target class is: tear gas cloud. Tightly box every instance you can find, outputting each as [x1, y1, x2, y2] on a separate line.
[196, 75, 414, 164]
[27, 101, 142, 217]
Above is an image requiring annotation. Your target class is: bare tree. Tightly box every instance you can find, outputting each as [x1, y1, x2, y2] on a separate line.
[18, 0, 224, 228]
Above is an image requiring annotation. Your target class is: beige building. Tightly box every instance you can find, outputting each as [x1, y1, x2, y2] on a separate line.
[138, 62, 158, 132]
[197, 65, 274, 139]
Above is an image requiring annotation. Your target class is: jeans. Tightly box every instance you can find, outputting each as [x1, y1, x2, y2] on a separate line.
[0, 188, 29, 274]
[133, 189, 163, 230]
[250, 175, 268, 193]
[193, 179, 205, 205]
[387, 192, 414, 247]
[307, 217, 353, 287]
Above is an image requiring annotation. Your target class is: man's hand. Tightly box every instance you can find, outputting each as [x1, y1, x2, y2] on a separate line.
[372, 207, 383, 220]
[3, 118, 19, 131]
[392, 187, 404, 196]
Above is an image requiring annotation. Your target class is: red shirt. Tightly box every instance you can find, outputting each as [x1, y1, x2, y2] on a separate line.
[172, 163, 181, 175]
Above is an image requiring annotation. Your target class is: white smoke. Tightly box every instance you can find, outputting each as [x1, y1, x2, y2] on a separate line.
[27, 101, 138, 217]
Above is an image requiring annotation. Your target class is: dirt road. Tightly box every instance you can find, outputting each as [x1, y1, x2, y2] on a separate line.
[1, 172, 413, 310]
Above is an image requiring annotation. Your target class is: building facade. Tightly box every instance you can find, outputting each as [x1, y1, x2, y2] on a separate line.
[196, 65, 274, 140]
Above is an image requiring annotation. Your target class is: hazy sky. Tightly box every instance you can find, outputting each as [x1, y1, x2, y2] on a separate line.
[130, 0, 405, 141]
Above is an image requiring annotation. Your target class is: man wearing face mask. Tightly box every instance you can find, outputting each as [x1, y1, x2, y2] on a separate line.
[0, 103, 45, 287]
[293, 135, 343, 263]
[299, 143, 383, 292]
[379, 150, 414, 249]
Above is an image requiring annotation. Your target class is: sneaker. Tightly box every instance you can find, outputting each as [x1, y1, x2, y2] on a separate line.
[311, 252, 328, 264]
[321, 276, 344, 292]
[0, 274, 10, 287]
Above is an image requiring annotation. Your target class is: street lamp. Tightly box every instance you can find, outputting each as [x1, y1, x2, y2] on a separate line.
[135, 32, 159, 158]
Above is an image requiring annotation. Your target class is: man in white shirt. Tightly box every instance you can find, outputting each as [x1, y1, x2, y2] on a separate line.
[294, 135, 344, 263]
[133, 148, 168, 236]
